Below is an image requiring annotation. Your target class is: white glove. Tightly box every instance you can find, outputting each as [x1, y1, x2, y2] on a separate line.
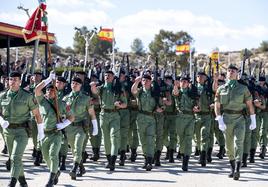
[91, 119, 98, 136]
[43, 72, 56, 86]
[56, 119, 72, 130]
[37, 123, 45, 141]
[215, 115, 226, 132]
[0, 116, 9, 129]
[249, 114, 257, 130]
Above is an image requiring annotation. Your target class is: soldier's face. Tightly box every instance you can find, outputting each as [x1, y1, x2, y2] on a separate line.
[142, 78, 152, 88]
[227, 69, 238, 80]
[46, 88, 56, 99]
[71, 81, 82, 92]
[104, 73, 114, 83]
[197, 75, 206, 84]
[180, 80, 189, 88]
[56, 80, 65, 90]
[9, 77, 21, 91]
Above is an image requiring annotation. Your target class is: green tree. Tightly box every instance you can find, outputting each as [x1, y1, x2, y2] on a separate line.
[131, 38, 144, 55]
[73, 26, 88, 54]
[259, 40, 268, 52]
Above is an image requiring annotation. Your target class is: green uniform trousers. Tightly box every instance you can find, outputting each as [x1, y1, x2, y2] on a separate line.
[195, 114, 212, 151]
[119, 109, 130, 151]
[260, 112, 268, 147]
[128, 110, 139, 149]
[100, 111, 120, 156]
[176, 114, 195, 156]
[223, 114, 245, 161]
[163, 115, 177, 150]
[4, 128, 28, 179]
[66, 125, 86, 163]
[59, 132, 68, 157]
[213, 119, 225, 147]
[41, 132, 62, 173]
[136, 113, 155, 158]
[155, 113, 164, 152]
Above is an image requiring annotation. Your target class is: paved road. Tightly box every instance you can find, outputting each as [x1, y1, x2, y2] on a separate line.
[1, 135, 268, 187]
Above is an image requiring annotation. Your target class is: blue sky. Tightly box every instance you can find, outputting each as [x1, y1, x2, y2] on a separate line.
[1, 0, 268, 53]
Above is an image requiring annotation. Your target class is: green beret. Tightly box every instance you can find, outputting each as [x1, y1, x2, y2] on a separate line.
[72, 77, 82, 84]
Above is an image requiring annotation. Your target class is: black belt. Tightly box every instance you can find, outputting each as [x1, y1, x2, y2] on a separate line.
[223, 109, 243, 114]
[179, 110, 193, 115]
[196, 111, 211, 115]
[139, 110, 154, 116]
[165, 111, 178, 115]
[71, 121, 84, 126]
[8, 123, 27, 129]
[101, 108, 118, 113]
[44, 128, 59, 135]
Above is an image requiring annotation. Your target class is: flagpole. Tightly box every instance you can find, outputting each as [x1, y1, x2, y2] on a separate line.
[112, 28, 115, 66]
[189, 43, 193, 81]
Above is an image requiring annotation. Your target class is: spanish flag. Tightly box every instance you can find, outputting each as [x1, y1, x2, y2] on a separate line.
[98, 28, 114, 42]
[176, 44, 190, 53]
[210, 51, 219, 62]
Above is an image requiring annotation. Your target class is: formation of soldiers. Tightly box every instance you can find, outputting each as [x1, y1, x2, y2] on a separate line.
[0, 62, 268, 187]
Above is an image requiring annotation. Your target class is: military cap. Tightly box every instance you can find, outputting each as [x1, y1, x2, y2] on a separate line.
[57, 76, 66, 83]
[164, 75, 173, 80]
[46, 83, 55, 90]
[105, 70, 114, 75]
[142, 74, 152, 80]
[9, 71, 21, 78]
[120, 70, 126, 75]
[259, 76, 266, 82]
[197, 71, 207, 76]
[34, 71, 42, 75]
[180, 76, 190, 81]
[228, 64, 238, 70]
[72, 77, 83, 84]
[130, 74, 136, 79]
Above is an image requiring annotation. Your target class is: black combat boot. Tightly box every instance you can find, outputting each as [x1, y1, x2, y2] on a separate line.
[259, 145, 266, 159]
[34, 150, 42, 166]
[216, 146, 225, 159]
[169, 149, 175, 163]
[82, 151, 89, 163]
[146, 156, 153, 171]
[18, 176, 28, 187]
[45, 173, 56, 187]
[207, 147, 213, 163]
[105, 155, 112, 169]
[8, 177, 17, 187]
[1, 144, 7, 154]
[142, 156, 148, 169]
[60, 156, 66, 170]
[69, 162, 79, 180]
[53, 170, 61, 185]
[177, 151, 183, 159]
[110, 155, 117, 171]
[249, 148, 256, 163]
[242, 153, 248, 167]
[77, 162, 86, 177]
[6, 158, 11, 171]
[154, 150, 161, 166]
[90, 147, 100, 161]
[228, 160, 235, 178]
[200, 151, 206, 167]
[194, 147, 200, 156]
[165, 147, 170, 160]
[233, 161, 241, 180]
[182, 155, 190, 171]
[119, 150, 126, 166]
[130, 148, 137, 162]
[32, 148, 37, 158]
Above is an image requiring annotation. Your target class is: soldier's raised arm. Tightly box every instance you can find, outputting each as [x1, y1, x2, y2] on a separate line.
[131, 76, 141, 96]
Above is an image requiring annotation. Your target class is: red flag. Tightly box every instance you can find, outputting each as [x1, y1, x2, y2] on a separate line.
[22, 3, 47, 43]
[98, 28, 114, 42]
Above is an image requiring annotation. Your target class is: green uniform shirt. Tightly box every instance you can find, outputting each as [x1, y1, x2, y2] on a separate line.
[97, 83, 127, 110]
[134, 88, 157, 112]
[36, 94, 71, 130]
[0, 88, 38, 123]
[197, 83, 212, 112]
[215, 80, 252, 111]
[63, 91, 92, 123]
[174, 88, 195, 112]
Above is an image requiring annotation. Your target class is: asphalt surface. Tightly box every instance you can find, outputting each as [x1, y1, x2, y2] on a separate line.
[1, 135, 268, 187]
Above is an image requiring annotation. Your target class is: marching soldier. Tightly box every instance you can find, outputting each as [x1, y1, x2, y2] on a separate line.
[0, 71, 43, 187]
[35, 73, 74, 187]
[131, 74, 163, 171]
[173, 77, 199, 171]
[63, 77, 98, 180]
[91, 70, 127, 171]
[214, 64, 256, 180]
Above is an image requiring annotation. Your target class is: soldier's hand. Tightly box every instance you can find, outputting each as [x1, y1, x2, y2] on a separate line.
[156, 107, 164, 113]
[215, 115, 226, 132]
[49, 71, 56, 80]
[193, 106, 200, 113]
[135, 76, 142, 83]
[114, 101, 121, 107]
[90, 81, 97, 87]
[249, 114, 257, 130]
[37, 123, 45, 141]
[174, 80, 180, 87]
[0, 116, 9, 129]
[253, 99, 261, 107]
[91, 119, 98, 136]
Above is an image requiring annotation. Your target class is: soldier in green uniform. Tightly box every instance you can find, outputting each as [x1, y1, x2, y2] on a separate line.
[0, 71, 42, 187]
[214, 64, 256, 180]
[131, 74, 163, 171]
[91, 70, 127, 171]
[56, 76, 70, 170]
[35, 73, 75, 187]
[63, 77, 98, 180]
[162, 75, 177, 163]
[194, 72, 213, 166]
[173, 77, 199, 171]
